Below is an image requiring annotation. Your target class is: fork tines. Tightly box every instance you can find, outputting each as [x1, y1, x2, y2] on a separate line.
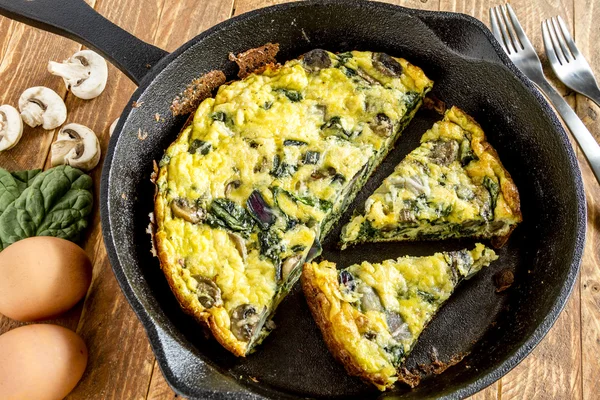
[490, 4, 535, 56]
[542, 16, 580, 65]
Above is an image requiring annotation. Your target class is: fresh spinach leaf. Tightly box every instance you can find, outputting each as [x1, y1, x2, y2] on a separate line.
[0, 166, 93, 250]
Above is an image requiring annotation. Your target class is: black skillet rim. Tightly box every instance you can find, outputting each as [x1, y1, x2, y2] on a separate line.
[100, 0, 586, 398]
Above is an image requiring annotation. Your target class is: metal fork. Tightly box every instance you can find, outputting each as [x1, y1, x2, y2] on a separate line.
[490, 4, 600, 185]
[542, 15, 600, 106]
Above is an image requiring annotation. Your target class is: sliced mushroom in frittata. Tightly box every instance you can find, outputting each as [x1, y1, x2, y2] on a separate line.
[302, 243, 498, 390]
[153, 49, 433, 356]
[340, 107, 521, 249]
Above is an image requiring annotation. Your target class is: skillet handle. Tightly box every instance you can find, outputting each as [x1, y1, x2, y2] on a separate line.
[0, 0, 168, 85]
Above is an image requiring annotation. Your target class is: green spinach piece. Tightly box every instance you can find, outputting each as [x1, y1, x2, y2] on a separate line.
[459, 139, 478, 166]
[210, 111, 227, 122]
[291, 244, 306, 252]
[273, 187, 332, 212]
[483, 176, 500, 214]
[302, 151, 321, 165]
[321, 116, 350, 139]
[275, 89, 303, 102]
[270, 155, 297, 178]
[283, 139, 307, 146]
[417, 289, 437, 304]
[337, 52, 353, 63]
[159, 154, 171, 167]
[384, 344, 405, 368]
[0, 166, 93, 251]
[258, 230, 283, 265]
[188, 139, 212, 155]
[209, 198, 255, 233]
[403, 91, 421, 115]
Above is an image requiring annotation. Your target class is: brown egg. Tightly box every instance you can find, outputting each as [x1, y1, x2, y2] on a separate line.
[0, 324, 88, 400]
[0, 237, 92, 321]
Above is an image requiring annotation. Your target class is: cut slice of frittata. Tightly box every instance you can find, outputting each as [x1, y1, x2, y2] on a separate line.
[153, 49, 433, 356]
[302, 243, 498, 390]
[340, 107, 521, 249]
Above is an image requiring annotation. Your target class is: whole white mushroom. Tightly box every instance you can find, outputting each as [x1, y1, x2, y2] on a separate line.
[51, 123, 101, 171]
[0, 105, 24, 152]
[18, 87, 67, 130]
[48, 50, 108, 100]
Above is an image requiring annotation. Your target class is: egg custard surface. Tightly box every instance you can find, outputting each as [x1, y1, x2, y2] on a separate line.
[153, 49, 433, 356]
[301, 243, 498, 390]
[340, 106, 522, 249]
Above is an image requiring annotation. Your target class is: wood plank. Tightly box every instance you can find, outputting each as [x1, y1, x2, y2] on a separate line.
[52, 1, 165, 399]
[439, 1, 582, 399]
[495, 2, 582, 399]
[0, 1, 96, 332]
[146, 360, 178, 400]
[153, 0, 234, 52]
[573, 0, 600, 399]
[497, 1, 584, 399]
[0, 18, 14, 61]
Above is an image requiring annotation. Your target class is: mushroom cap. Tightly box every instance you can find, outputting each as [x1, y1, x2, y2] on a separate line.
[51, 123, 101, 171]
[18, 86, 67, 130]
[48, 50, 108, 100]
[0, 105, 24, 152]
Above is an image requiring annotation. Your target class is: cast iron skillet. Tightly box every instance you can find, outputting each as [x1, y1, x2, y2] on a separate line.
[0, 0, 586, 398]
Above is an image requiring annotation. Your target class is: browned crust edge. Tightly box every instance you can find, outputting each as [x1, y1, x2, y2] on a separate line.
[229, 43, 280, 78]
[170, 70, 227, 116]
[454, 107, 522, 248]
[301, 263, 394, 390]
[151, 114, 247, 357]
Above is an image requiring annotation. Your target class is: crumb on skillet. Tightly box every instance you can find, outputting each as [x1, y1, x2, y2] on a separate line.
[494, 269, 515, 293]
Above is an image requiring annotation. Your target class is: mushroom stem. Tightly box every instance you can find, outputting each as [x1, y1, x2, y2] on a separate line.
[20, 102, 45, 128]
[48, 61, 89, 88]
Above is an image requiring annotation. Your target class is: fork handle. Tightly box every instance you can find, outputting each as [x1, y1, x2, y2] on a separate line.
[533, 79, 600, 185]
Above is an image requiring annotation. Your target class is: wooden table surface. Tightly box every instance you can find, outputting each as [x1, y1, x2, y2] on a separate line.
[0, 0, 598, 398]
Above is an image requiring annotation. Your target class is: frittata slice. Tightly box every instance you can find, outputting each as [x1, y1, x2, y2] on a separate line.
[153, 50, 433, 356]
[302, 244, 498, 390]
[340, 107, 521, 249]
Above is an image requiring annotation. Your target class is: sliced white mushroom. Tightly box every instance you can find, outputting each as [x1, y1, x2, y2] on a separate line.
[51, 123, 101, 171]
[18, 87, 67, 129]
[0, 105, 23, 152]
[108, 118, 119, 136]
[48, 50, 108, 100]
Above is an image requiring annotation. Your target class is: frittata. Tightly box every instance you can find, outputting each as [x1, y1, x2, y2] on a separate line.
[340, 107, 522, 249]
[153, 49, 433, 356]
[302, 244, 498, 390]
